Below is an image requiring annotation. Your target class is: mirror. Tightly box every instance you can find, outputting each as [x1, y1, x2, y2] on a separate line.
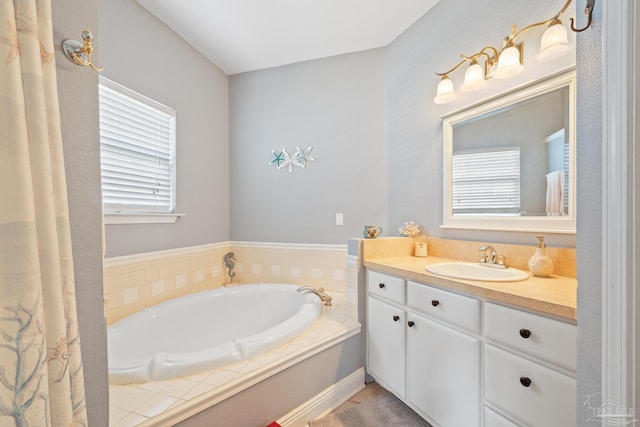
[442, 69, 576, 234]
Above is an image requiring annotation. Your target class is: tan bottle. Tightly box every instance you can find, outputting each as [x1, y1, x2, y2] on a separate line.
[528, 235, 554, 277]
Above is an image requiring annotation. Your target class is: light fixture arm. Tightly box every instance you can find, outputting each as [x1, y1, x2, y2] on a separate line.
[506, 0, 574, 45]
[435, 58, 467, 77]
[435, 46, 499, 77]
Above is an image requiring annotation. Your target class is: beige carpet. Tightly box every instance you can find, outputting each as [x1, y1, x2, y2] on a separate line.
[309, 388, 432, 427]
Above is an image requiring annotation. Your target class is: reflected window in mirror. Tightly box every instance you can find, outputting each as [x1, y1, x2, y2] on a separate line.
[452, 147, 520, 215]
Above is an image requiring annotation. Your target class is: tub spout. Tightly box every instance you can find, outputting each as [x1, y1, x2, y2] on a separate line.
[297, 286, 332, 306]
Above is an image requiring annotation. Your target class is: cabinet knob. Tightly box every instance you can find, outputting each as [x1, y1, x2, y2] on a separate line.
[393, 315, 400, 322]
[379, 283, 385, 289]
[431, 300, 440, 307]
[520, 377, 532, 387]
[519, 329, 532, 339]
[407, 321, 415, 327]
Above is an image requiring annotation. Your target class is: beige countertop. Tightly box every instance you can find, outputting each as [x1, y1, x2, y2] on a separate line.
[363, 255, 577, 322]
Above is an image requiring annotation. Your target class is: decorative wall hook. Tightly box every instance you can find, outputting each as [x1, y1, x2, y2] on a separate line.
[570, 0, 595, 32]
[62, 30, 104, 72]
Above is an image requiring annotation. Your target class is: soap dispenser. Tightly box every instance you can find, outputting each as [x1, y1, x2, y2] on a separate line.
[528, 235, 554, 277]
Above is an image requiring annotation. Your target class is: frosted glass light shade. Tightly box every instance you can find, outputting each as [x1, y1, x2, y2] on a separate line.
[493, 46, 524, 79]
[460, 62, 487, 92]
[434, 76, 457, 104]
[536, 22, 572, 62]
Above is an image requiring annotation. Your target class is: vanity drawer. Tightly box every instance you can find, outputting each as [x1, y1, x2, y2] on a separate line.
[367, 270, 405, 305]
[407, 281, 480, 334]
[484, 302, 577, 371]
[484, 344, 576, 427]
[484, 406, 519, 427]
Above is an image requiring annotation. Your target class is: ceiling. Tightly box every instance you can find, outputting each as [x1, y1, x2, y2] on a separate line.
[136, 0, 440, 75]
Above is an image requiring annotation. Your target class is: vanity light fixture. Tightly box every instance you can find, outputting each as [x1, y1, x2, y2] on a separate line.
[433, 0, 594, 104]
[459, 59, 487, 92]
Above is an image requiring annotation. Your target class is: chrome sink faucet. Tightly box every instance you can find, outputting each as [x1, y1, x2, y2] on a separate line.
[479, 245, 508, 268]
[297, 286, 333, 306]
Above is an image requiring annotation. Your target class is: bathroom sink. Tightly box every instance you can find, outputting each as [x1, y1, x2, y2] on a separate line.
[425, 262, 529, 282]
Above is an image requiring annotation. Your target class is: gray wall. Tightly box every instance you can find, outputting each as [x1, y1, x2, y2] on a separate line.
[229, 49, 388, 243]
[51, 2, 108, 425]
[575, 0, 603, 423]
[386, 0, 576, 248]
[98, 0, 230, 257]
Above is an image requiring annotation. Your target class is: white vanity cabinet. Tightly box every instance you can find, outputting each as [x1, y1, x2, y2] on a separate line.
[406, 312, 480, 427]
[366, 270, 407, 397]
[366, 268, 577, 427]
[406, 280, 481, 427]
[484, 406, 520, 427]
[367, 296, 406, 397]
[483, 302, 577, 427]
[366, 270, 481, 427]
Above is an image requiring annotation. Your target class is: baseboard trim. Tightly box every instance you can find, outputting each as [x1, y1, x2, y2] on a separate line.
[277, 367, 365, 427]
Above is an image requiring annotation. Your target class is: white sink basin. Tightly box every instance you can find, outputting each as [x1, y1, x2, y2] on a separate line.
[425, 262, 529, 282]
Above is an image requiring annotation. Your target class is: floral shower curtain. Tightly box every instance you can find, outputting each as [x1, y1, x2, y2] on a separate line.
[0, 0, 87, 426]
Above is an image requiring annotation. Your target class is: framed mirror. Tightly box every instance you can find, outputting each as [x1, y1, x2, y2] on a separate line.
[441, 69, 576, 234]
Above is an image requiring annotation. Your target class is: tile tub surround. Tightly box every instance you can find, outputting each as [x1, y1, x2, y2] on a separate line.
[104, 242, 350, 325]
[360, 237, 577, 321]
[108, 293, 360, 427]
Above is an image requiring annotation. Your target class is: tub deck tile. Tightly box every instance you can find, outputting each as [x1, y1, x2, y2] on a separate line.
[108, 291, 360, 427]
[201, 370, 236, 386]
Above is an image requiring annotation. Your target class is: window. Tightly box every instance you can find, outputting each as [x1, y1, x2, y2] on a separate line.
[451, 147, 520, 214]
[99, 77, 177, 222]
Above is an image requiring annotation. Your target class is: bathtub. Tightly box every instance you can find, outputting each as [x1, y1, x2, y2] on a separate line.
[107, 283, 322, 384]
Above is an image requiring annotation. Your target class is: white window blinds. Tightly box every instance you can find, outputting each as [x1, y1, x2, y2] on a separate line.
[452, 147, 520, 214]
[99, 77, 176, 214]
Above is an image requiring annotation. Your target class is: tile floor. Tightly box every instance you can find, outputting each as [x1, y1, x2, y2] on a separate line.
[312, 382, 433, 427]
[108, 292, 359, 427]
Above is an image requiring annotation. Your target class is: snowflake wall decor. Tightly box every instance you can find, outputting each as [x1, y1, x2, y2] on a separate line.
[268, 146, 315, 173]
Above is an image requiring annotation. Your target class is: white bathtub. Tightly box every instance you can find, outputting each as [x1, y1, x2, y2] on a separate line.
[107, 283, 322, 384]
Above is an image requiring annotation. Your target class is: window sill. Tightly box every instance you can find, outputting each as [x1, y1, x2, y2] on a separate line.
[104, 213, 185, 225]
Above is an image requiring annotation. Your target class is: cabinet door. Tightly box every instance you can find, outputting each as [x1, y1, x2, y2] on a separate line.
[406, 313, 480, 427]
[367, 296, 406, 397]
